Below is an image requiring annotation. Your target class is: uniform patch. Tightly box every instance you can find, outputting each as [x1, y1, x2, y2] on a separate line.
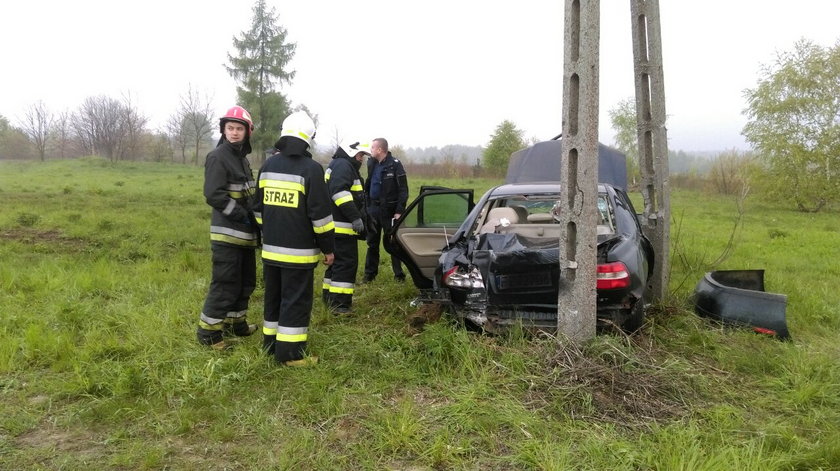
[264, 189, 299, 208]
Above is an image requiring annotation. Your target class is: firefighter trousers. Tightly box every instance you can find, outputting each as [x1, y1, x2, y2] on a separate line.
[200, 244, 256, 330]
[323, 236, 358, 310]
[263, 264, 314, 363]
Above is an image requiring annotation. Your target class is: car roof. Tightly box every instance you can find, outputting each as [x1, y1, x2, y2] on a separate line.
[489, 182, 610, 197]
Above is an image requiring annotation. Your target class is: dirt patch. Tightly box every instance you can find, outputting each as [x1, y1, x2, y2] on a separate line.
[0, 228, 89, 252]
[405, 303, 444, 335]
[15, 423, 108, 460]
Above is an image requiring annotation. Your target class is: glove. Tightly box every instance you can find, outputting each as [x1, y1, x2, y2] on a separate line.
[352, 218, 366, 236]
[230, 204, 251, 225]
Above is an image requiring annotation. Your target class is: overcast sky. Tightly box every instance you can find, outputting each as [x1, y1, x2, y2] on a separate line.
[2, 1, 838, 152]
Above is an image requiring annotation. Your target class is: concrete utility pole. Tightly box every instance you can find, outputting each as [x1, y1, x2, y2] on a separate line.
[630, 0, 670, 301]
[557, 0, 600, 342]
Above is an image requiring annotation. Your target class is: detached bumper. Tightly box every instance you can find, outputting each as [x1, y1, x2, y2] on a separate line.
[693, 270, 790, 340]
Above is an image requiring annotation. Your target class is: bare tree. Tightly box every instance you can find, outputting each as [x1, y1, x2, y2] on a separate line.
[74, 95, 122, 160]
[166, 113, 188, 163]
[20, 101, 53, 161]
[179, 85, 214, 165]
[53, 110, 71, 159]
[119, 92, 149, 160]
[73, 94, 148, 161]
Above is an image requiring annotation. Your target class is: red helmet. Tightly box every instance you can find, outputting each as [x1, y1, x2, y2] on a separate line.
[220, 106, 254, 134]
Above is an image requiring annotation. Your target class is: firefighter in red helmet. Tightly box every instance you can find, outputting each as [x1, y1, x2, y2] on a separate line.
[196, 106, 260, 350]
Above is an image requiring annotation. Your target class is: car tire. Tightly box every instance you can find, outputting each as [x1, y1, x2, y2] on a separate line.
[621, 298, 646, 333]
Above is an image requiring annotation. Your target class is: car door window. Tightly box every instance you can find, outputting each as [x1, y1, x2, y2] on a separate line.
[401, 192, 472, 228]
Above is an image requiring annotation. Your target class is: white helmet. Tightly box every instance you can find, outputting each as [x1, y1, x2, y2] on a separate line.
[280, 111, 316, 146]
[341, 140, 371, 158]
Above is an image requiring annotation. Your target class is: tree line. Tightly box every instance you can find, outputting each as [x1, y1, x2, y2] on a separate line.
[2, 2, 835, 212]
[0, 0, 299, 165]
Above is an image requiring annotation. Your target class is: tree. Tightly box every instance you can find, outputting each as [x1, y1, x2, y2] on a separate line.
[0, 114, 35, 160]
[172, 84, 214, 165]
[709, 149, 753, 195]
[742, 39, 840, 212]
[166, 113, 188, 163]
[608, 97, 641, 187]
[20, 101, 53, 161]
[119, 93, 148, 161]
[52, 110, 72, 159]
[483, 120, 525, 176]
[73, 95, 148, 161]
[226, 0, 296, 158]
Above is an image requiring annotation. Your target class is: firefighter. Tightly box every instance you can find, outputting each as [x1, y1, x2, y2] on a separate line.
[363, 137, 409, 283]
[322, 140, 370, 313]
[196, 105, 260, 350]
[255, 111, 335, 366]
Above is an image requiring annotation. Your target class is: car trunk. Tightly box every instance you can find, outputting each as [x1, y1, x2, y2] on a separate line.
[471, 232, 564, 305]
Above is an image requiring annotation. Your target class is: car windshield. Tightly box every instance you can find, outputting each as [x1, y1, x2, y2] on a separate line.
[472, 193, 615, 238]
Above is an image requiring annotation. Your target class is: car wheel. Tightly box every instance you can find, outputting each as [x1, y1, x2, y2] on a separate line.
[622, 298, 646, 333]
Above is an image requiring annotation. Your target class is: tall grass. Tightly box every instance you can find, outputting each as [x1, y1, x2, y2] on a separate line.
[0, 158, 838, 469]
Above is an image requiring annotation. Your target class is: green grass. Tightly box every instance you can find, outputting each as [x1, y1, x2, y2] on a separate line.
[1, 158, 839, 469]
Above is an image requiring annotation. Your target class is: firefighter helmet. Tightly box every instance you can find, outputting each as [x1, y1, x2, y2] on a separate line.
[341, 140, 371, 158]
[280, 111, 316, 147]
[220, 106, 254, 134]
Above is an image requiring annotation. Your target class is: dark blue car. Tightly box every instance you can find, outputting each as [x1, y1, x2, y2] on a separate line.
[388, 139, 654, 333]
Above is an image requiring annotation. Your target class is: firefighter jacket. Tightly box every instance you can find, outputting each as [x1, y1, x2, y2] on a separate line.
[255, 140, 335, 269]
[325, 149, 366, 238]
[365, 152, 409, 215]
[204, 138, 259, 248]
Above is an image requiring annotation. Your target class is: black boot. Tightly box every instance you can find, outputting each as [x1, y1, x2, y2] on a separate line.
[197, 327, 228, 350]
[224, 319, 257, 337]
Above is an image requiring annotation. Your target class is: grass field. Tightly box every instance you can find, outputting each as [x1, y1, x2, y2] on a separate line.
[1, 158, 838, 470]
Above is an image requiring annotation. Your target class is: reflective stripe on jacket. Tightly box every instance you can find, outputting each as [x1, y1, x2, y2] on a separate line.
[255, 145, 334, 268]
[326, 150, 365, 237]
[204, 139, 259, 248]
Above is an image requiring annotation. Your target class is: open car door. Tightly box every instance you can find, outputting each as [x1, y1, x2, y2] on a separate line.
[387, 186, 474, 289]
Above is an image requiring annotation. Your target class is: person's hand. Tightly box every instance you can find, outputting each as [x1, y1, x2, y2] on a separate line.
[231, 204, 251, 224]
[393, 213, 401, 220]
[323, 253, 335, 266]
[351, 218, 365, 235]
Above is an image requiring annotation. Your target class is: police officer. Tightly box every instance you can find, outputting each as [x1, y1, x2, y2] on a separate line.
[363, 138, 408, 283]
[196, 106, 260, 350]
[255, 111, 334, 366]
[323, 140, 370, 313]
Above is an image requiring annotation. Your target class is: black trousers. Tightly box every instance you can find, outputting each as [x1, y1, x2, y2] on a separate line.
[264, 264, 314, 363]
[323, 236, 358, 309]
[364, 205, 404, 279]
[201, 244, 256, 323]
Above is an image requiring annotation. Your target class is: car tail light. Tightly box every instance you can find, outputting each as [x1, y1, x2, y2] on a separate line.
[443, 266, 485, 289]
[597, 261, 630, 289]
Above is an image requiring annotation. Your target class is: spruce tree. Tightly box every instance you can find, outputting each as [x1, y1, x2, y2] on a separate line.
[226, 0, 296, 160]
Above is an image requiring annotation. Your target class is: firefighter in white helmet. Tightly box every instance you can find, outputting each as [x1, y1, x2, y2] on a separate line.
[254, 111, 334, 366]
[196, 106, 259, 350]
[322, 140, 370, 313]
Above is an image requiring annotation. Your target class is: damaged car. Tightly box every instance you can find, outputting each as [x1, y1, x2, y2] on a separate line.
[388, 139, 654, 333]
